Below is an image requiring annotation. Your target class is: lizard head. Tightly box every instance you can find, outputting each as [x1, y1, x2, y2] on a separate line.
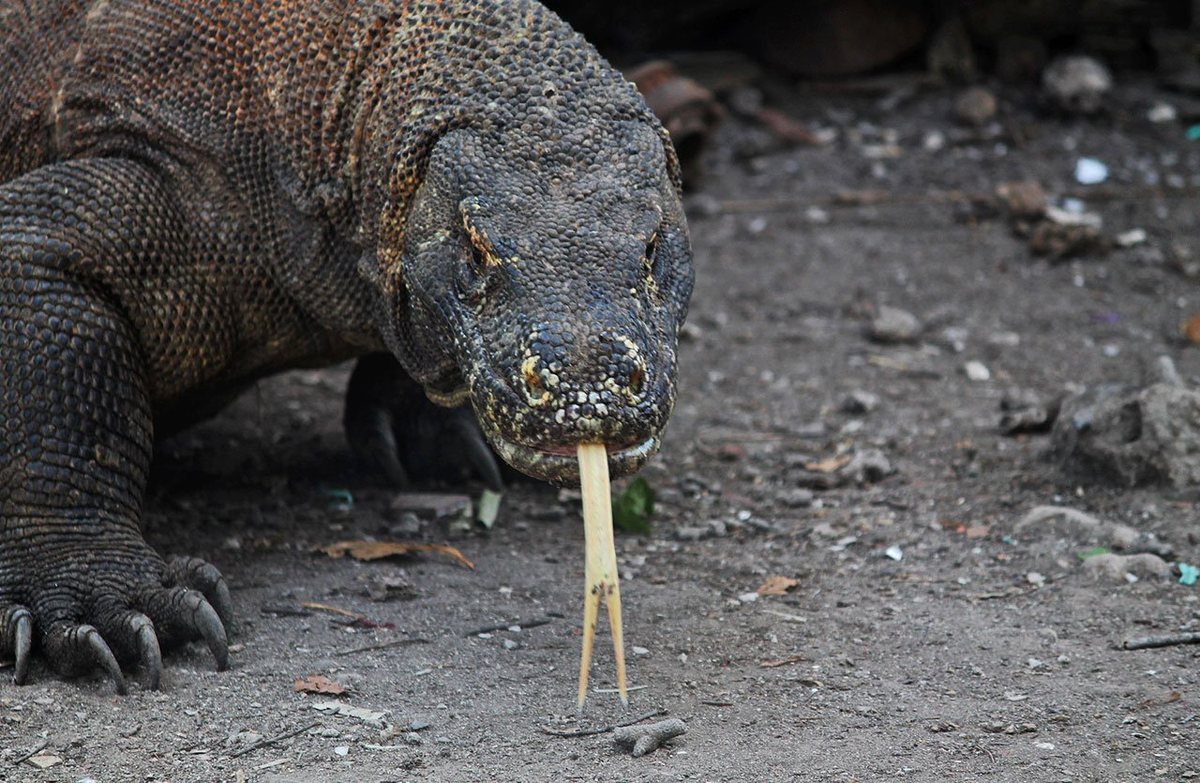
[377, 120, 693, 485]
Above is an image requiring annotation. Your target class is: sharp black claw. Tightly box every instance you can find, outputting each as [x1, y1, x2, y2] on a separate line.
[448, 412, 505, 492]
[81, 626, 127, 695]
[189, 594, 229, 672]
[366, 408, 410, 488]
[209, 578, 234, 629]
[13, 609, 32, 685]
[131, 616, 162, 690]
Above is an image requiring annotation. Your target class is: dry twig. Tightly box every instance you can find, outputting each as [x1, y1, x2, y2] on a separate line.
[1122, 632, 1200, 651]
[229, 721, 321, 759]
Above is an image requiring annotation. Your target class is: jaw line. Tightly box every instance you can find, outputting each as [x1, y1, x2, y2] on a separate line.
[488, 433, 660, 485]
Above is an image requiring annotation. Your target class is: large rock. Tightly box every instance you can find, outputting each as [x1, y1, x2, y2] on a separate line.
[1052, 382, 1200, 488]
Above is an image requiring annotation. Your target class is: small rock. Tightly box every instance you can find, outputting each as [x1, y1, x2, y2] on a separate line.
[842, 449, 893, 484]
[1074, 157, 1108, 185]
[613, 718, 687, 757]
[1026, 571, 1046, 587]
[884, 545, 903, 561]
[841, 389, 880, 414]
[1115, 228, 1147, 247]
[503, 639, 519, 650]
[1029, 219, 1108, 260]
[706, 519, 728, 537]
[632, 646, 650, 656]
[996, 180, 1047, 219]
[404, 732, 423, 745]
[675, 526, 709, 542]
[1147, 102, 1177, 123]
[738, 592, 760, 604]
[955, 86, 997, 126]
[963, 360, 991, 382]
[998, 388, 1060, 435]
[779, 488, 816, 507]
[1083, 552, 1171, 582]
[869, 306, 922, 343]
[1043, 55, 1112, 114]
[388, 511, 424, 536]
[334, 746, 349, 757]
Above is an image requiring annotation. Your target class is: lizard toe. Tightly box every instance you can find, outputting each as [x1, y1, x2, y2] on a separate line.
[43, 623, 127, 695]
[165, 556, 234, 627]
[90, 605, 163, 690]
[346, 401, 410, 489]
[138, 586, 229, 672]
[0, 605, 34, 685]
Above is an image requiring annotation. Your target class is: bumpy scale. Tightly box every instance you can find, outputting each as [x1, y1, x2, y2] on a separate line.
[0, 0, 693, 692]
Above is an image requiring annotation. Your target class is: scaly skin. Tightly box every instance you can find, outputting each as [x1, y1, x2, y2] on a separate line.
[0, 0, 693, 691]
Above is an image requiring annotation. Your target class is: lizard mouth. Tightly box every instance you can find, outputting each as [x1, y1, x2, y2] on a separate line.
[489, 434, 660, 486]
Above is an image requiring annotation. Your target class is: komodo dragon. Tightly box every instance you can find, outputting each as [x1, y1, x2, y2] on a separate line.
[0, 0, 693, 692]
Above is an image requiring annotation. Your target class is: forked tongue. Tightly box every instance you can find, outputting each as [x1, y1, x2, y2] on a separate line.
[575, 442, 628, 711]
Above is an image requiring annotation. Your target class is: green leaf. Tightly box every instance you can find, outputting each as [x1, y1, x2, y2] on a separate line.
[612, 477, 654, 535]
[1078, 546, 1110, 561]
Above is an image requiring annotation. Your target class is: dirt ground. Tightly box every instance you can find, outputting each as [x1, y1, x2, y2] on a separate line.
[4, 73, 1200, 783]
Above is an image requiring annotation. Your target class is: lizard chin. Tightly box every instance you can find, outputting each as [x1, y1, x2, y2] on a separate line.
[488, 433, 660, 486]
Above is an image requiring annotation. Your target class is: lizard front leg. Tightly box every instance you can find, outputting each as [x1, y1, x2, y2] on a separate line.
[0, 160, 230, 692]
[344, 353, 504, 491]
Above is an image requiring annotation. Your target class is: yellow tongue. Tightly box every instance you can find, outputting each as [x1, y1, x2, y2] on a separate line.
[575, 442, 628, 711]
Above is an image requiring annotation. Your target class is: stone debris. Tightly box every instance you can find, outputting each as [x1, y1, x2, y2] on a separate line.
[1052, 382, 1200, 488]
[1042, 55, 1112, 114]
[1082, 552, 1171, 583]
[613, 718, 687, 757]
[869, 306, 922, 344]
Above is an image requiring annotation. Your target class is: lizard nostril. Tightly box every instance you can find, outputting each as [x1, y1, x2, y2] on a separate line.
[629, 365, 644, 395]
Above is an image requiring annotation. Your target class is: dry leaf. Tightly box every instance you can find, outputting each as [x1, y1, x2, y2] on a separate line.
[320, 540, 474, 569]
[804, 454, 851, 473]
[1183, 314, 1200, 344]
[294, 674, 347, 696]
[755, 576, 799, 596]
[759, 656, 806, 668]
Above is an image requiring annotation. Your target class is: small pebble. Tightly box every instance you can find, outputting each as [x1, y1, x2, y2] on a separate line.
[841, 389, 880, 414]
[955, 86, 997, 126]
[632, 646, 650, 656]
[779, 488, 815, 508]
[334, 746, 349, 757]
[503, 639, 519, 650]
[675, 526, 708, 542]
[964, 360, 991, 381]
[1043, 55, 1112, 113]
[738, 592, 760, 604]
[869, 306, 922, 343]
[1074, 157, 1108, 185]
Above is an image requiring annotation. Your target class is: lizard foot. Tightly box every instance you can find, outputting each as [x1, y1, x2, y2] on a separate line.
[345, 353, 503, 491]
[0, 555, 231, 692]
